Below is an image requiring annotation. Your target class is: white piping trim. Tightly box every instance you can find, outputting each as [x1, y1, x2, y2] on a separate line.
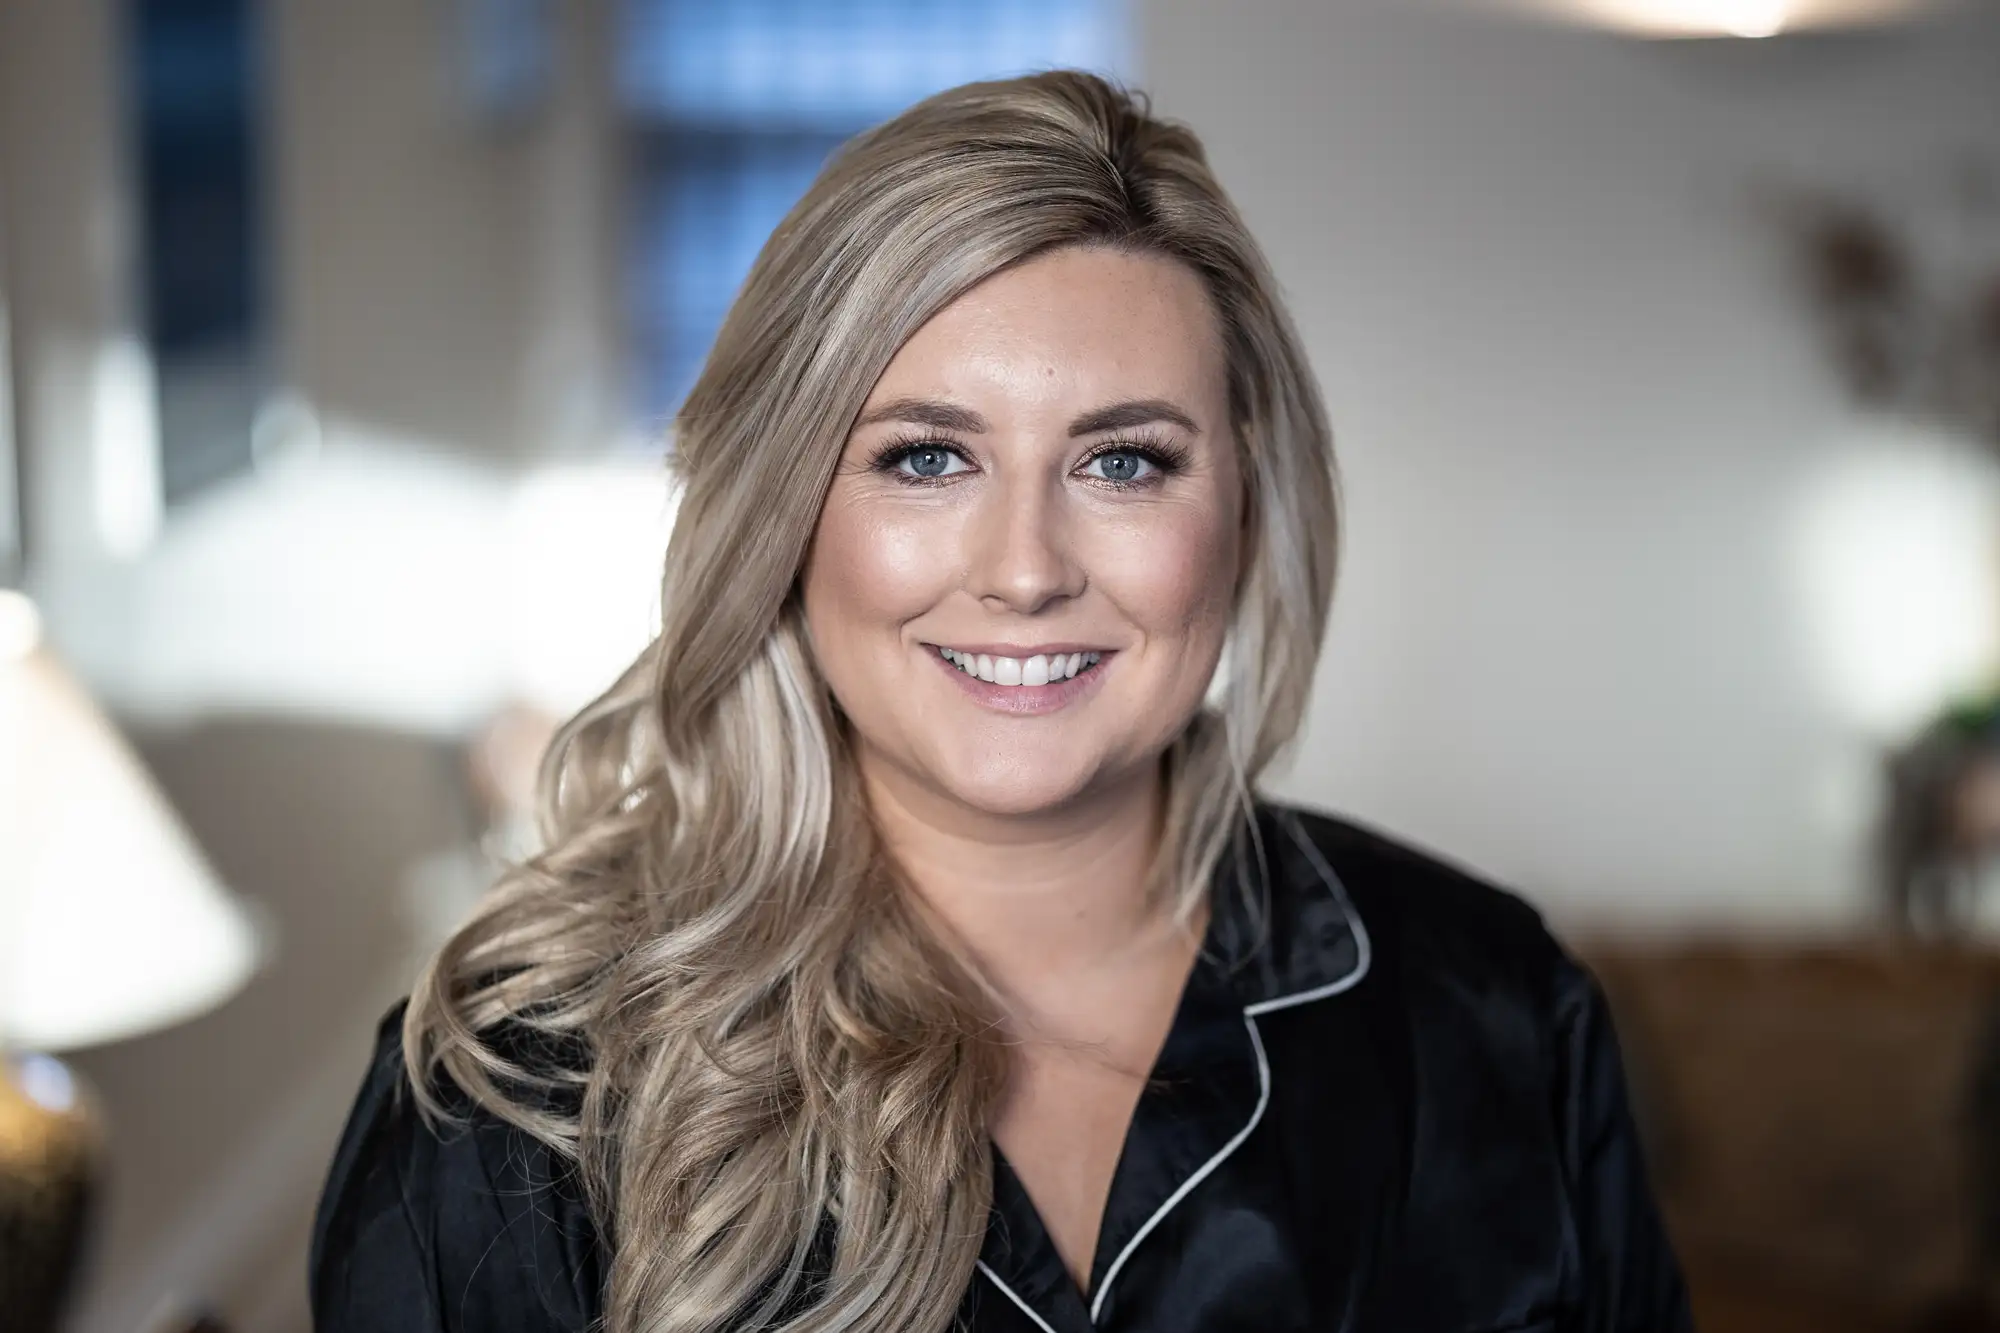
[976, 1260, 1062, 1333]
[1085, 1016, 1273, 1323]
[975, 810, 1373, 1328]
[1246, 812, 1374, 1019]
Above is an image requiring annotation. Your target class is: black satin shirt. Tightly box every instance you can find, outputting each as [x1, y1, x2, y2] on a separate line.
[311, 804, 1693, 1332]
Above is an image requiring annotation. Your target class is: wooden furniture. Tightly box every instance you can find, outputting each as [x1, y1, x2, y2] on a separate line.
[1583, 940, 2000, 1333]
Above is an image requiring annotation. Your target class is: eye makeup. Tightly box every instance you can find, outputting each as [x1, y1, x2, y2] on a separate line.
[865, 431, 1192, 490]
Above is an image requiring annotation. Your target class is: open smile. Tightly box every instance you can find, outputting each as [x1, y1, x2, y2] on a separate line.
[922, 643, 1113, 714]
[935, 646, 1100, 686]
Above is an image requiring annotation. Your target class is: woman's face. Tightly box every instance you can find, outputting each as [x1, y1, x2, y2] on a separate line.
[802, 244, 1244, 819]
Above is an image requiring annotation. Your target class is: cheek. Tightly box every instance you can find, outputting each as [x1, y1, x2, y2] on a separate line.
[1094, 500, 1242, 660]
[802, 497, 955, 660]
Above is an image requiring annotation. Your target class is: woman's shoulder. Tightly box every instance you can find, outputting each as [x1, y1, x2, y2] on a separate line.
[1261, 809, 1693, 1325]
[1263, 800, 1585, 1007]
[309, 1002, 606, 1333]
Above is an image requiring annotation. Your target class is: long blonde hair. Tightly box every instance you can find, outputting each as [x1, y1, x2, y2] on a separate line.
[405, 71, 1337, 1333]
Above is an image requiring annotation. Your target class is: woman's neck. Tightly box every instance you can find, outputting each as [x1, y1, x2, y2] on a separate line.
[860, 754, 1200, 1030]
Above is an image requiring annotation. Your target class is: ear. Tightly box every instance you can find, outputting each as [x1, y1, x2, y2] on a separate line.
[1204, 624, 1237, 712]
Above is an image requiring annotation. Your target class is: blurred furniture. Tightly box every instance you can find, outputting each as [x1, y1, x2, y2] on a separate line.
[152, 1314, 233, 1333]
[0, 1052, 98, 1332]
[0, 591, 259, 1333]
[1883, 695, 2000, 938]
[1586, 937, 2000, 1333]
[57, 711, 498, 1333]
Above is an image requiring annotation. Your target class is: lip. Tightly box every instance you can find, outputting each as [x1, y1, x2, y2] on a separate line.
[921, 643, 1113, 716]
[925, 642, 1111, 657]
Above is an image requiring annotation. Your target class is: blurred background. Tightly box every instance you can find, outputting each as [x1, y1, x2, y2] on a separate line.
[2, 0, 1999, 1330]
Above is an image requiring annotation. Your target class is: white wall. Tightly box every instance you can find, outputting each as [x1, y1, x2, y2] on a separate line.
[273, 0, 621, 464]
[1140, 0, 2000, 927]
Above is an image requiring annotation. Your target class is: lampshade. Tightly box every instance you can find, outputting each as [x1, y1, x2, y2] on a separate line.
[0, 591, 260, 1051]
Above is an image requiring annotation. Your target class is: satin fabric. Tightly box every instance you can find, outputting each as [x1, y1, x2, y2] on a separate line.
[311, 804, 1692, 1332]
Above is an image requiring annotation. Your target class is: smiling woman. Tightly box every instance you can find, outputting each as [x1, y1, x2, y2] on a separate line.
[310, 72, 1691, 1333]
[805, 247, 1240, 800]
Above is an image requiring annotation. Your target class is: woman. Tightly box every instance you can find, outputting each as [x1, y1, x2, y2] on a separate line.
[312, 72, 1690, 1333]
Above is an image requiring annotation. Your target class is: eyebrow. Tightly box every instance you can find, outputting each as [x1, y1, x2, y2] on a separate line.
[853, 398, 990, 433]
[1068, 398, 1201, 437]
[853, 396, 1202, 437]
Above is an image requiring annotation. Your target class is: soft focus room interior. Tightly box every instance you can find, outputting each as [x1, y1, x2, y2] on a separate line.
[3, 0, 2000, 1330]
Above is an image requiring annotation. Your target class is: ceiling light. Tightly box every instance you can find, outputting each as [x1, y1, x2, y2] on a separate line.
[1474, 0, 1938, 39]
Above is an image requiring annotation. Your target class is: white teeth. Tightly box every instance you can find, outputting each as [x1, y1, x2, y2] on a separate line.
[935, 647, 1103, 685]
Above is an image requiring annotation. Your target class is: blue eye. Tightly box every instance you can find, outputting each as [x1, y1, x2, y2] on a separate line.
[1083, 450, 1157, 484]
[895, 445, 968, 480]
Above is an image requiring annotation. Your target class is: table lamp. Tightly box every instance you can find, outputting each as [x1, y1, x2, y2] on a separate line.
[0, 589, 261, 1331]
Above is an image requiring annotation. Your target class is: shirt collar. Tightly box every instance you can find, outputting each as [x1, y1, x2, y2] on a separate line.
[1211, 804, 1371, 1014]
[975, 803, 1371, 1332]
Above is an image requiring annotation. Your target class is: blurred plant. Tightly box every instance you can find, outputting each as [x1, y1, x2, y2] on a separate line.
[1882, 688, 2000, 936]
[1811, 163, 2000, 933]
[1782, 162, 2000, 450]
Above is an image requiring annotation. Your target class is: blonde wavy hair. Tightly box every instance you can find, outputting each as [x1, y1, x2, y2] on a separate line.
[405, 70, 1337, 1333]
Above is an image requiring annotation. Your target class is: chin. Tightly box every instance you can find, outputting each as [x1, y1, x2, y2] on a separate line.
[933, 755, 1105, 820]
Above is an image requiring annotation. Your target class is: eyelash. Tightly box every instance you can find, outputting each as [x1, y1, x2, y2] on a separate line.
[867, 432, 1191, 490]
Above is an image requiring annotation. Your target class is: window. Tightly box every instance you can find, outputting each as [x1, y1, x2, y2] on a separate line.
[125, 0, 271, 505]
[619, 0, 1130, 420]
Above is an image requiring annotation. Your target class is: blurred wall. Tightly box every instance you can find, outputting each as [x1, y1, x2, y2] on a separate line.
[6, 0, 627, 709]
[1140, 1, 2000, 927]
[275, 0, 621, 463]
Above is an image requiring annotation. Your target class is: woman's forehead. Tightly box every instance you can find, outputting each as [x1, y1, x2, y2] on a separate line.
[859, 247, 1229, 425]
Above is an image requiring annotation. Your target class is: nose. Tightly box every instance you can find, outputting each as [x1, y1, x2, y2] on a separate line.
[964, 470, 1086, 614]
